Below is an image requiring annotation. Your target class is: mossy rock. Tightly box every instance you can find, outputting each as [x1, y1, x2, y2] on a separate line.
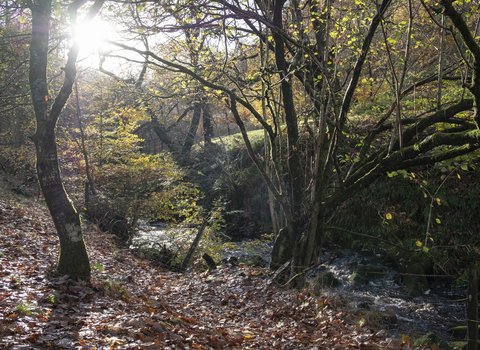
[403, 263, 429, 296]
[385, 247, 431, 296]
[385, 247, 432, 271]
[356, 267, 385, 281]
[238, 254, 265, 267]
[349, 272, 367, 288]
[368, 310, 397, 327]
[315, 271, 341, 288]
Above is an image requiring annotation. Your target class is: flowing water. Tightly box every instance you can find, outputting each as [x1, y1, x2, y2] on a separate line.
[308, 247, 468, 341]
[132, 226, 469, 342]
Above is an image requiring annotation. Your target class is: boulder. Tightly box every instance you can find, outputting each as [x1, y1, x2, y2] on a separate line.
[385, 247, 432, 296]
[350, 272, 367, 288]
[315, 271, 341, 288]
[403, 263, 429, 297]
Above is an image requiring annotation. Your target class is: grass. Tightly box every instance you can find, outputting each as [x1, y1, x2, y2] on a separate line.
[16, 301, 38, 315]
[211, 128, 266, 149]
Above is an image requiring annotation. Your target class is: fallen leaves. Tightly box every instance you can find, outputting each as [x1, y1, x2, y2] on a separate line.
[0, 198, 407, 349]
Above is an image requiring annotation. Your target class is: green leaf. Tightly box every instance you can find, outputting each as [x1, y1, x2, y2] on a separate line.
[387, 171, 398, 177]
[423, 246, 429, 253]
[92, 263, 104, 272]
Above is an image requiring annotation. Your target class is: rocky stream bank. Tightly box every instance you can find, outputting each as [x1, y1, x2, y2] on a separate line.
[131, 225, 473, 348]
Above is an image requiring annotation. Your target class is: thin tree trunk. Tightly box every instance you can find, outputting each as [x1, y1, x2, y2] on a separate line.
[260, 24, 279, 237]
[437, 14, 445, 110]
[74, 79, 95, 195]
[180, 218, 208, 272]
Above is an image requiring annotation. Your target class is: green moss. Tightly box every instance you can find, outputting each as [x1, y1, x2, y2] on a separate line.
[56, 239, 90, 281]
[269, 228, 294, 269]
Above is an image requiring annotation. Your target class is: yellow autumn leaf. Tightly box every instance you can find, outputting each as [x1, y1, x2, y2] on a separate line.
[402, 334, 414, 346]
[386, 213, 393, 220]
[416, 241, 422, 247]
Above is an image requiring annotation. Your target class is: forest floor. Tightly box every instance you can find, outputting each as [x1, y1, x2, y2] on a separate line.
[0, 193, 417, 349]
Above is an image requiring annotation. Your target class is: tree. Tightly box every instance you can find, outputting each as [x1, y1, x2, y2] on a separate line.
[29, 0, 104, 281]
[100, 0, 480, 284]
[98, 2, 220, 157]
[0, 1, 36, 180]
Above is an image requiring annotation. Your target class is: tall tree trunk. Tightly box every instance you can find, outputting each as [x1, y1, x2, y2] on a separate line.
[202, 103, 214, 145]
[270, 0, 304, 272]
[29, 0, 104, 281]
[182, 100, 202, 155]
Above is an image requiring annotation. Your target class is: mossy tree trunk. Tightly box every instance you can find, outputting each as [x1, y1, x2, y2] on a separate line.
[29, 0, 104, 281]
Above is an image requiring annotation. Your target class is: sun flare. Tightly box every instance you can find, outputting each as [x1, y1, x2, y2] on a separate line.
[75, 20, 109, 54]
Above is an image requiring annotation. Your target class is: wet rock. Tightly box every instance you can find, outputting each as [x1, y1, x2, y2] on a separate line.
[350, 272, 367, 288]
[385, 248, 431, 296]
[376, 311, 398, 326]
[403, 263, 429, 297]
[357, 300, 373, 310]
[357, 267, 385, 281]
[311, 271, 341, 294]
[238, 254, 265, 267]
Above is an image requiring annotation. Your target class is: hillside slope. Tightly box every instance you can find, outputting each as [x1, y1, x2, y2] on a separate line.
[0, 189, 393, 349]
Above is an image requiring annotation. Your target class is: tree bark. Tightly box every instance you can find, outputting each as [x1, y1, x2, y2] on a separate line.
[182, 100, 202, 155]
[181, 218, 208, 272]
[29, 0, 104, 281]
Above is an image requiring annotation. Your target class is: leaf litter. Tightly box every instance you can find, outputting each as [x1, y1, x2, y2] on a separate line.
[0, 198, 410, 349]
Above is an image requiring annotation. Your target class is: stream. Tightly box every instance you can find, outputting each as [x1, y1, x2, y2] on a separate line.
[309, 247, 467, 341]
[131, 225, 469, 343]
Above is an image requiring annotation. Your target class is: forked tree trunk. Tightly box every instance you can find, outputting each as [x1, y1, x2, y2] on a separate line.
[29, 0, 104, 281]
